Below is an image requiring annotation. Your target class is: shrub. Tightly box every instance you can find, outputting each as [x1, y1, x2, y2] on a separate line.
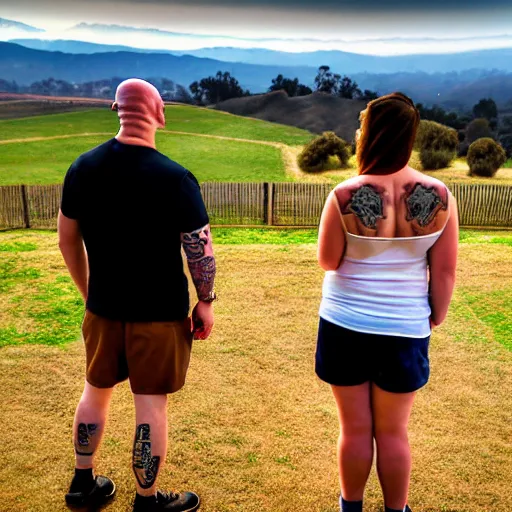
[467, 138, 506, 177]
[298, 132, 350, 172]
[419, 149, 456, 170]
[466, 118, 493, 145]
[415, 120, 458, 170]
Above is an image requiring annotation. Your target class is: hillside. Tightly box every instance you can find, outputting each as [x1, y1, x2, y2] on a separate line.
[0, 104, 314, 185]
[215, 91, 364, 142]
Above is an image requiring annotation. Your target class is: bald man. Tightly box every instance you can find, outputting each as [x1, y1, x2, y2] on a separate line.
[58, 79, 215, 511]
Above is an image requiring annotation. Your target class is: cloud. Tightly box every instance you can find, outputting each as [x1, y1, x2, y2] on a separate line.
[93, 0, 512, 10]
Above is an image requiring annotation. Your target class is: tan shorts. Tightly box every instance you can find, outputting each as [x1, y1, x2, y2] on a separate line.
[81, 310, 193, 395]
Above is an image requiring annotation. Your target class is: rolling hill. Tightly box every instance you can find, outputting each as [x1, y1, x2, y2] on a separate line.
[216, 91, 364, 142]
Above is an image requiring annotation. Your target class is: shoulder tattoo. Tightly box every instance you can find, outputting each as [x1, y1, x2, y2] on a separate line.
[405, 183, 448, 227]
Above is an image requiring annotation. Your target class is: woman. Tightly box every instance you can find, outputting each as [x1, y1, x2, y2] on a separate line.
[316, 92, 459, 512]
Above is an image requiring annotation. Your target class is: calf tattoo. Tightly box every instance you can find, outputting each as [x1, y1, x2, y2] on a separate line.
[405, 183, 447, 227]
[75, 423, 98, 456]
[347, 185, 385, 229]
[181, 224, 216, 301]
[133, 424, 160, 490]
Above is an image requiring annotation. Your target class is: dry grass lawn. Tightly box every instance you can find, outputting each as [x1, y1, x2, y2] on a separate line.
[0, 232, 511, 512]
[292, 151, 512, 185]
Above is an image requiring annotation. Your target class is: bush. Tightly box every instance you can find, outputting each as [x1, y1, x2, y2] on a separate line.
[467, 138, 506, 177]
[419, 149, 456, 170]
[415, 120, 458, 170]
[298, 132, 350, 172]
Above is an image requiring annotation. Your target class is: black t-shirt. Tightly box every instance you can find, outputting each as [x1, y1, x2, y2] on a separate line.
[61, 138, 209, 322]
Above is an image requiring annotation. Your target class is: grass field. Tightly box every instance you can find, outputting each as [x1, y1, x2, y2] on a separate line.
[0, 106, 313, 185]
[1, 105, 511, 186]
[314, 153, 512, 186]
[0, 106, 314, 145]
[0, 229, 511, 511]
[0, 134, 287, 184]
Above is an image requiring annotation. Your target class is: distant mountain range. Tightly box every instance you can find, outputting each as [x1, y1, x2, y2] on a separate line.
[9, 38, 512, 76]
[1, 42, 512, 108]
[0, 18, 44, 33]
[0, 41, 314, 95]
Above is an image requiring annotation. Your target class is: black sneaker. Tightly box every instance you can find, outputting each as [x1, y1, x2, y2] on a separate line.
[133, 490, 200, 512]
[65, 475, 116, 508]
[405, 506, 412, 512]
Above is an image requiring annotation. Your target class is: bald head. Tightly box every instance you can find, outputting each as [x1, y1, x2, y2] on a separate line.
[112, 79, 165, 131]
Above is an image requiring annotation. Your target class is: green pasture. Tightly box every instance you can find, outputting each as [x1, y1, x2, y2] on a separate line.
[0, 105, 313, 145]
[0, 134, 287, 184]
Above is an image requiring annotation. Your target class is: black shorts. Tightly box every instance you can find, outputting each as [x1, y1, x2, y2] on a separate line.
[316, 317, 430, 393]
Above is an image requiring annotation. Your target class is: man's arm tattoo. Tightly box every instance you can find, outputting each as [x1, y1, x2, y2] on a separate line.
[346, 185, 385, 229]
[405, 183, 448, 227]
[181, 224, 216, 301]
[75, 423, 98, 456]
[132, 424, 160, 490]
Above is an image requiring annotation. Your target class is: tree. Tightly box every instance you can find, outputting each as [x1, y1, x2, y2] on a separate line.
[473, 98, 498, 121]
[0, 79, 19, 93]
[189, 71, 249, 105]
[360, 89, 379, 101]
[314, 66, 339, 94]
[296, 84, 313, 96]
[337, 76, 361, 99]
[498, 115, 512, 157]
[466, 118, 494, 144]
[416, 103, 468, 131]
[269, 74, 311, 97]
[173, 84, 194, 105]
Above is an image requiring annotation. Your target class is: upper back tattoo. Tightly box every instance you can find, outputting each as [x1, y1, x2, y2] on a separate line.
[346, 184, 385, 230]
[405, 183, 448, 227]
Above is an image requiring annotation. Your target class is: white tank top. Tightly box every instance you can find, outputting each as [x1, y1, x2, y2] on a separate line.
[319, 191, 449, 338]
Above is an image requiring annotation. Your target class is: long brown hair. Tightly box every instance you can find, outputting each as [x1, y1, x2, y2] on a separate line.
[356, 92, 420, 175]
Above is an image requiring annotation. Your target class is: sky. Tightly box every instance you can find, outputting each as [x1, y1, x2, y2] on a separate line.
[1, 0, 512, 55]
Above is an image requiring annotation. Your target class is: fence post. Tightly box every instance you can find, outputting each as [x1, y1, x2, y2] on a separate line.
[21, 185, 31, 229]
[267, 183, 274, 226]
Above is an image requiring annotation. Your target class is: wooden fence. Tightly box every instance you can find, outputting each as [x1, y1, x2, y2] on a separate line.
[1, 183, 511, 230]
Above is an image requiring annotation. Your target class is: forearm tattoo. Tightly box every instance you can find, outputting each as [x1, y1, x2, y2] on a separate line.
[405, 183, 448, 227]
[132, 424, 161, 490]
[346, 185, 385, 229]
[75, 423, 98, 456]
[181, 224, 216, 301]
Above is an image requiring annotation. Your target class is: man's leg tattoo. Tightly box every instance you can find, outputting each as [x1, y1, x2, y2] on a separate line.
[132, 424, 161, 490]
[75, 423, 99, 456]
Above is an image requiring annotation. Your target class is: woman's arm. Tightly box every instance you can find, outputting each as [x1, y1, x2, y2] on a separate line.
[428, 194, 459, 327]
[317, 190, 346, 271]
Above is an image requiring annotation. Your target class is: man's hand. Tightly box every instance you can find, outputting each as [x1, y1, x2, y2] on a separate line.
[191, 301, 214, 340]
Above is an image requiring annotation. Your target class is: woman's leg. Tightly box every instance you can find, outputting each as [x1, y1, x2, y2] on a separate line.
[372, 384, 416, 510]
[331, 382, 374, 503]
